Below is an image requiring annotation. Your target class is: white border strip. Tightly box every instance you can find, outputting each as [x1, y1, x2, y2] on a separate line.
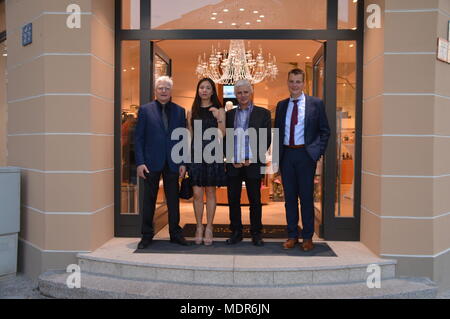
[23, 203, 114, 216]
[20, 167, 114, 174]
[362, 134, 450, 138]
[8, 133, 114, 137]
[381, 248, 450, 259]
[8, 53, 114, 71]
[19, 238, 92, 254]
[8, 12, 114, 35]
[362, 170, 450, 179]
[384, 52, 435, 55]
[8, 93, 114, 104]
[361, 205, 450, 220]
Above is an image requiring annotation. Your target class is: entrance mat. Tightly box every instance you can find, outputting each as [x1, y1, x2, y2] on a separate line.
[182, 224, 298, 239]
[134, 240, 336, 257]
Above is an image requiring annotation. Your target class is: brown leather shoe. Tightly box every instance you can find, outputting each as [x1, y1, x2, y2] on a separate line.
[283, 238, 299, 249]
[302, 239, 314, 252]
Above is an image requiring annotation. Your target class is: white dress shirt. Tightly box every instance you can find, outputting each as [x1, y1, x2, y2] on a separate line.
[284, 93, 306, 146]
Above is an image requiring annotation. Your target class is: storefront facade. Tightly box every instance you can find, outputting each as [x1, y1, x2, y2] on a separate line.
[3, 0, 450, 288]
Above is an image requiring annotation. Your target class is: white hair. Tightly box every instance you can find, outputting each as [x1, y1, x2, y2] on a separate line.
[234, 79, 253, 93]
[155, 75, 173, 88]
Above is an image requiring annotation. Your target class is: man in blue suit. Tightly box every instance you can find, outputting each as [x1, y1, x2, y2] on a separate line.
[274, 68, 330, 252]
[135, 76, 190, 249]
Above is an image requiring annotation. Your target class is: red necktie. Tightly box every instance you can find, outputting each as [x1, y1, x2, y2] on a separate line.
[289, 99, 299, 146]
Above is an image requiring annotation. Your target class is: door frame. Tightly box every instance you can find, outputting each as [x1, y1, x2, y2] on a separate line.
[114, 0, 365, 240]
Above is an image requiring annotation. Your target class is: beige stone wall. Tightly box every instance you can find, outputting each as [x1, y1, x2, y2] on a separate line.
[6, 0, 115, 279]
[362, 0, 450, 286]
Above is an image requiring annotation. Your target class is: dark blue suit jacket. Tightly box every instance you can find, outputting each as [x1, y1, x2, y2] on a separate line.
[135, 100, 186, 173]
[274, 95, 330, 164]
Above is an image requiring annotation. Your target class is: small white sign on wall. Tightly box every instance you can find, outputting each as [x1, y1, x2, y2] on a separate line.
[437, 38, 449, 63]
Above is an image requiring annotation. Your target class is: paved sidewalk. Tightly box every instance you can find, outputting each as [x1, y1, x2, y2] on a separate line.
[1, 273, 450, 299]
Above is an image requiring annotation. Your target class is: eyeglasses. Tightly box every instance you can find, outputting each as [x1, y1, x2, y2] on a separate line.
[156, 87, 171, 91]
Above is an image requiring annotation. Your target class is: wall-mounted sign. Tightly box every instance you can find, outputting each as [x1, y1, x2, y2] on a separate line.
[437, 38, 449, 63]
[22, 23, 32, 46]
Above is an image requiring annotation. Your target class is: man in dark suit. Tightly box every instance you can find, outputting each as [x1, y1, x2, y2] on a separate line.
[274, 68, 330, 252]
[225, 79, 272, 246]
[134, 76, 190, 249]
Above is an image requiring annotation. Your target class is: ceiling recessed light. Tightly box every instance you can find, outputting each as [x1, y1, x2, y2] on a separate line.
[349, 44, 354, 47]
[131, 67, 135, 70]
[231, 22, 237, 26]
[223, 9, 229, 12]
[256, 19, 262, 22]
[211, 17, 216, 20]
[245, 22, 251, 25]
[123, 69, 127, 72]
[352, 27, 357, 30]
[353, 0, 358, 3]
[218, 21, 223, 24]
[212, 12, 218, 15]
[253, 10, 259, 14]
[259, 15, 265, 18]
[306, 56, 311, 59]
[296, 53, 300, 56]
[240, 8, 245, 11]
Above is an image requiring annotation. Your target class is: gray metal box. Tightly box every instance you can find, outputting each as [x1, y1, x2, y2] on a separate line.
[0, 167, 20, 277]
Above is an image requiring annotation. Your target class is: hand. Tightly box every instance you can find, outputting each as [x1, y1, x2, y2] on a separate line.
[233, 163, 243, 169]
[210, 107, 225, 121]
[137, 164, 149, 179]
[243, 160, 251, 167]
[179, 165, 187, 179]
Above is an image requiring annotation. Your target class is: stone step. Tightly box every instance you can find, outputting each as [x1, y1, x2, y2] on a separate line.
[38, 270, 438, 299]
[77, 253, 397, 287]
[75, 238, 400, 287]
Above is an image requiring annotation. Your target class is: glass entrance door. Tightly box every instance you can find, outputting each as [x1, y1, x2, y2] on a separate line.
[116, 41, 172, 237]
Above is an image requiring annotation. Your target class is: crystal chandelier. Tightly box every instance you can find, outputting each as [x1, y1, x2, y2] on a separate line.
[195, 40, 278, 85]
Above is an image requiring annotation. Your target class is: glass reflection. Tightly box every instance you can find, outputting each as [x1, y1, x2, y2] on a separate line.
[338, 0, 358, 30]
[151, 0, 327, 30]
[336, 40, 356, 217]
[121, 41, 140, 214]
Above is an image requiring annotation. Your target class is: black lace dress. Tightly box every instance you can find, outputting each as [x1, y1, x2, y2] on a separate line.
[188, 105, 227, 187]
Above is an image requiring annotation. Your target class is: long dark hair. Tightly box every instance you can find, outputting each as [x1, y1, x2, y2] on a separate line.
[191, 78, 223, 124]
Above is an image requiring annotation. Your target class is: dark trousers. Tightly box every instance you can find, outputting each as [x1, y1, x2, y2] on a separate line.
[227, 169, 263, 237]
[280, 147, 317, 240]
[141, 164, 182, 239]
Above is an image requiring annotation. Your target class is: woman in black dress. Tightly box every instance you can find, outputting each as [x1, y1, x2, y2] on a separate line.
[187, 78, 226, 245]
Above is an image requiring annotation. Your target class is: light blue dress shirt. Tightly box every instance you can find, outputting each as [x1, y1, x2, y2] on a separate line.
[284, 93, 306, 146]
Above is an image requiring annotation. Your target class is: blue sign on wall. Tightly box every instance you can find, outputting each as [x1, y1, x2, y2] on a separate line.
[22, 23, 32, 46]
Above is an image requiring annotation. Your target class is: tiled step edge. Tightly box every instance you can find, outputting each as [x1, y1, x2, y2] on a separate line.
[38, 271, 438, 299]
[77, 255, 397, 287]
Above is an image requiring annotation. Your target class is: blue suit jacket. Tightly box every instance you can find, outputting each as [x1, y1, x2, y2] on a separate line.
[274, 95, 330, 164]
[134, 100, 186, 173]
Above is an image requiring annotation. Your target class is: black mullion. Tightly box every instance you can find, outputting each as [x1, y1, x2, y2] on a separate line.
[114, 0, 122, 236]
[141, 0, 150, 29]
[118, 29, 359, 40]
[322, 40, 337, 240]
[327, 0, 338, 30]
[353, 0, 366, 241]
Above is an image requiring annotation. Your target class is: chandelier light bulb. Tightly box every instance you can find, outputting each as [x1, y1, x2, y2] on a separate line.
[195, 40, 278, 84]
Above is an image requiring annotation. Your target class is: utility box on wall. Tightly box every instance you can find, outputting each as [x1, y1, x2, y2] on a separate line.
[0, 167, 20, 277]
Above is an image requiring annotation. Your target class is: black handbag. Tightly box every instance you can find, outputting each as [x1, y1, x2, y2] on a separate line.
[179, 176, 193, 200]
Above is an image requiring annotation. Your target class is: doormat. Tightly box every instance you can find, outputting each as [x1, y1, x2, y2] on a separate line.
[182, 224, 298, 239]
[134, 240, 336, 257]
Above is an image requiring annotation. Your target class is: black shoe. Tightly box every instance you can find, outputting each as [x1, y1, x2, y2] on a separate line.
[170, 236, 192, 246]
[226, 231, 243, 245]
[252, 236, 264, 246]
[137, 237, 153, 249]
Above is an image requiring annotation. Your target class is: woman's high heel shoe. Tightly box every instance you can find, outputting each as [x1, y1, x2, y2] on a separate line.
[195, 225, 204, 245]
[203, 226, 214, 246]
